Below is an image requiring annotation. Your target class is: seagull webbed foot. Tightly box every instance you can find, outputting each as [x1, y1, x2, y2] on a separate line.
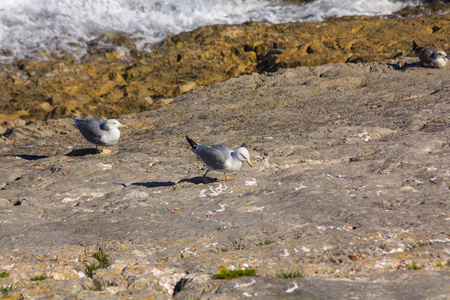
[100, 147, 112, 154]
[224, 173, 235, 181]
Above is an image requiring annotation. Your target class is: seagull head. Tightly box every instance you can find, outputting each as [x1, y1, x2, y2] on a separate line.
[234, 147, 253, 168]
[104, 119, 127, 130]
[434, 50, 448, 59]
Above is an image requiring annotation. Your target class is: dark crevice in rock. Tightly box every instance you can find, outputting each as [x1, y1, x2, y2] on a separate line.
[173, 277, 189, 297]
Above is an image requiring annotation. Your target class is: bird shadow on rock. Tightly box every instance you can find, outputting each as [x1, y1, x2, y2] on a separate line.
[66, 148, 99, 156]
[387, 62, 421, 70]
[132, 181, 176, 188]
[4, 154, 50, 160]
[178, 176, 218, 185]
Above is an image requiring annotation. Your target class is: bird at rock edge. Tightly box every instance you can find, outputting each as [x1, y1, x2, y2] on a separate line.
[412, 40, 449, 68]
[186, 135, 253, 184]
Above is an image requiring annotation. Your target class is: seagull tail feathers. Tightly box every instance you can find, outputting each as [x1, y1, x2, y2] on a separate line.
[186, 135, 197, 149]
[412, 40, 418, 51]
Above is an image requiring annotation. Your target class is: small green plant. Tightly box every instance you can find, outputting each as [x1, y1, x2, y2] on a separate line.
[92, 250, 110, 266]
[84, 262, 107, 278]
[415, 241, 429, 247]
[0, 271, 10, 278]
[212, 266, 256, 279]
[257, 238, 273, 246]
[279, 269, 303, 279]
[84, 248, 111, 278]
[349, 157, 362, 162]
[92, 279, 102, 291]
[82, 279, 102, 291]
[436, 263, 444, 267]
[408, 264, 423, 270]
[30, 273, 50, 281]
[1, 282, 18, 295]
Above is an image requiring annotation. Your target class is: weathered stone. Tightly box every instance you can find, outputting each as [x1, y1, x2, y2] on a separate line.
[0, 57, 449, 298]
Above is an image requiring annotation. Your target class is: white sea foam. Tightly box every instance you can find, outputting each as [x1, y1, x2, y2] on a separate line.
[0, 0, 420, 60]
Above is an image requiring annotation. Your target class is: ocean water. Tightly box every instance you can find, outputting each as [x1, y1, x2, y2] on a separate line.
[0, 0, 420, 61]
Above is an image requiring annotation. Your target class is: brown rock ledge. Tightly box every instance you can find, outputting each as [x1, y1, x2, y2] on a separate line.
[0, 57, 449, 298]
[0, 3, 449, 125]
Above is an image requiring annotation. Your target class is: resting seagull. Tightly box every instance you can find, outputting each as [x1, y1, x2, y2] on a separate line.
[72, 117, 126, 154]
[186, 135, 253, 184]
[412, 40, 449, 68]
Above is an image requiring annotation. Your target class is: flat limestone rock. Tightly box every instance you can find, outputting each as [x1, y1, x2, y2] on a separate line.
[0, 57, 449, 299]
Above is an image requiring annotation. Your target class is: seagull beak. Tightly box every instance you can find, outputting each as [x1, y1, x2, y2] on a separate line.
[121, 124, 128, 128]
[247, 161, 253, 168]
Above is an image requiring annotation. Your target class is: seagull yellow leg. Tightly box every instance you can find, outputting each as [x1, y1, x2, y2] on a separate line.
[101, 146, 112, 154]
[203, 170, 212, 184]
[224, 173, 235, 181]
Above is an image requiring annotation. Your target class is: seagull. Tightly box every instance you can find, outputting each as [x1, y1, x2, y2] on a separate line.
[72, 117, 127, 154]
[186, 135, 253, 184]
[412, 41, 449, 68]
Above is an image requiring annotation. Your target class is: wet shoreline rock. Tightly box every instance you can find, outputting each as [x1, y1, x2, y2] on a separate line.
[0, 3, 449, 125]
[0, 57, 449, 298]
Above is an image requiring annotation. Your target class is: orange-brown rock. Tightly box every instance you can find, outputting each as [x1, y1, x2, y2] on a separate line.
[0, 3, 449, 124]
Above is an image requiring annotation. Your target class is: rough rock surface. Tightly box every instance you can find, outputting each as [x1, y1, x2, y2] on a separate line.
[0, 3, 449, 125]
[0, 57, 449, 299]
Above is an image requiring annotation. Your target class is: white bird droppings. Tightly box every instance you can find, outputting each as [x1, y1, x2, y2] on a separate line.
[99, 163, 112, 170]
[286, 282, 298, 293]
[293, 184, 307, 192]
[200, 183, 229, 197]
[245, 178, 257, 186]
[234, 279, 256, 288]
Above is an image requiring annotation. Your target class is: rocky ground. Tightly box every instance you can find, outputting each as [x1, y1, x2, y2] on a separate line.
[0, 57, 449, 299]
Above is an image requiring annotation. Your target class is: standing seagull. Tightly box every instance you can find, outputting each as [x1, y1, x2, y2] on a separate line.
[186, 135, 253, 184]
[412, 41, 449, 68]
[72, 117, 127, 154]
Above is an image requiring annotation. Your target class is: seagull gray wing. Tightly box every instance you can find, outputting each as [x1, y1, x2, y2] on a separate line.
[195, 144, 233, 170]
[416, 47, 437, 66]
[73, 118, 105, 145]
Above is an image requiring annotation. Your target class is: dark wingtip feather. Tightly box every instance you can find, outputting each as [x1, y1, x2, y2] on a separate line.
[412, 40, 418, 51]
[186, 135, 197, 149]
